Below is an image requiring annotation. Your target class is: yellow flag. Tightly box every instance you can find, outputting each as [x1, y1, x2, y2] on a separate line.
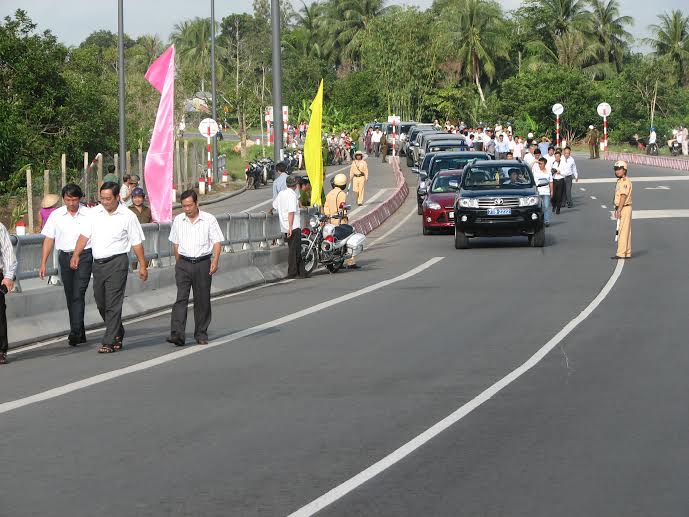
[304, 79, 324, 206]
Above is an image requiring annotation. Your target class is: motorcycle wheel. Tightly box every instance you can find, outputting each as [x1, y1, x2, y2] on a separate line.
[301, 240, 317, 277]
[326, 259, 344, 273]
[246, 177, 254, 190]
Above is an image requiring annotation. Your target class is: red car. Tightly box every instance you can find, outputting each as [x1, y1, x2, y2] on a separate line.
[421, 170, 463, 235]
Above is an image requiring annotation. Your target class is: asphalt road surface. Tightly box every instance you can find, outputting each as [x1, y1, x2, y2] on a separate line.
[2, 156, 688, 516]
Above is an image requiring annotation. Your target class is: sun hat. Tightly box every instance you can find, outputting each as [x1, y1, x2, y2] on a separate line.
[41, 194, 60, 208]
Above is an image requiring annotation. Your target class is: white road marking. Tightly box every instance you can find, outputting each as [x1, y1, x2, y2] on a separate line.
[0, 258, 445, 416]
[608, 209, 689, 220]
[9, 280, 296, 355]
[601, 204, 607, 209]
[590, 196, 597, 200]
[369, 206, 418, 248]
[244, 164, 351, 212]
[347, 189, 390, 218]
[580, 176, 689, 184]
[644, 186, 670, 190]
[287, 260, 626, 517]
[579, 187, 586, 191]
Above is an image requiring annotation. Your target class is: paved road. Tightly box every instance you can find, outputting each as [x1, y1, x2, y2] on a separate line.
[2, 156, 688, 516]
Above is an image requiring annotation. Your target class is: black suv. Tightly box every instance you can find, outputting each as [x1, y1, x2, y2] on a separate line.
[450, 160, 547, 249]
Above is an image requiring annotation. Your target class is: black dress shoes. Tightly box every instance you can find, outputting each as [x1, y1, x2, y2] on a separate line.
[166, 336, 186, 346]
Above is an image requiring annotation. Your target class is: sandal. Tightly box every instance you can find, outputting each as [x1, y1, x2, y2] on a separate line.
[0, 353, 7, 365]
[98, 344, 116, 354]
[113, 336, 123, 351]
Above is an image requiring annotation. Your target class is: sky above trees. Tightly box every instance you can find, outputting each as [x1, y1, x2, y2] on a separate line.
[1, 0, 685, 47]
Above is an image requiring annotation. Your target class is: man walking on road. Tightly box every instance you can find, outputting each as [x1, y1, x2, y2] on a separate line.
[560, 146, 579, 208]
[273, 175, 304, 279]
[0, 222, 17, 365]
[587, 125, 597, 159]
[349, 151, 368, 206]
[39, 183, 93, 347]
[167, 190, 223, 346]
[371, 127, 382, 157]
[612, 160, 633, 259]
[70, 182, 147, 354]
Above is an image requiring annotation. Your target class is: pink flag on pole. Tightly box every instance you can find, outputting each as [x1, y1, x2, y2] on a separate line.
[144, 45, 175, 222]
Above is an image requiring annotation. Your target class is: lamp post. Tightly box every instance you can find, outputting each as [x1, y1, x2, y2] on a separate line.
[117, 0, 126, 178]
[210, 0, 218, 181]
[271, 0, 283, 162]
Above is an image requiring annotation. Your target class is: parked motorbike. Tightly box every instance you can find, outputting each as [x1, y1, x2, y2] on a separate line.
[245, 161, 263, 189]
[257, 157, 274, 183]
[300, 206, 366, 275]
[671, 141, 682, 156]
[646, 142, 659, 155]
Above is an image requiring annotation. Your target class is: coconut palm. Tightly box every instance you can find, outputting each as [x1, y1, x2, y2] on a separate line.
[538, 0, 592, 36]
[325, 0, 390, 66]
[444, 0, 509, 104]
[526, 30, 607, 77]
[171, 18, 225, 88]
[129, 35, 165, 73]
[290, 1, 327, 59]
[644, 10, 689, 85]
[588, 0, 633, 72]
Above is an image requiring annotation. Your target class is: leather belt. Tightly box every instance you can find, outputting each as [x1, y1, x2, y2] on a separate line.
[179, 254, 211, 264]
[93, 253, 127, 265]
[354, 173, 365, 177]
[59, 249, 92, 256]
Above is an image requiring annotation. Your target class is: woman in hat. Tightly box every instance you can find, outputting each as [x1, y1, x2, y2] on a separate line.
[39, 193, 60, 230]
[349, 151, 369, 206]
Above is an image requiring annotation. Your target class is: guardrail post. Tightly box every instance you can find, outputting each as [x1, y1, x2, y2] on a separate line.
[261, 212, 269, 249]
[243, 212, 252, 251]
[151, 222, 161, 268]
[223, 213, 233, 253]
[26, 168, 34, 234]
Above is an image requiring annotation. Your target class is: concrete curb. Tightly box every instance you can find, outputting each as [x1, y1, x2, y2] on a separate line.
[603, 152, 689, 172]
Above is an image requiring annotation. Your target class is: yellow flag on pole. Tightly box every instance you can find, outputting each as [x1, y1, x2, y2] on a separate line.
[304, 79, 324, 206]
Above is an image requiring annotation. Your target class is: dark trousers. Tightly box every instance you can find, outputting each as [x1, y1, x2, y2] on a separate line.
[373, 143, 381, 157]
[286, 230, 303, 278]
[171, 258, 212, 341]
[92, 254, 128, 346]
[552, 179, 565, 212]
[59, 249, 92, 339]
[564, 175, 574, 206]
[0, 290, 7, 354]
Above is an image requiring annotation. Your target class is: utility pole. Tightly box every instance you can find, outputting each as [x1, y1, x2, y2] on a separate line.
[117, 0, 126, 178]
[210, 0, 218, 181]
[271, 0, 283, 162]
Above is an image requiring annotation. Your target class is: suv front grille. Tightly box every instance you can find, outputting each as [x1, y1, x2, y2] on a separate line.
[477, 197, 520, 208]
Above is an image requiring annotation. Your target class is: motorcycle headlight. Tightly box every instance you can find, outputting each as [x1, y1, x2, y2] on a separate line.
[425, 201, 441, 210]
[322, 224, 335, 237]
[309, 215, 319, 228]
[519, 196, 539, 207]
[459, 198, 479, 208]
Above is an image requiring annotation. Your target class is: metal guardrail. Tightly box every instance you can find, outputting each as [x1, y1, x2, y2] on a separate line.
[9, 208, 317, 291]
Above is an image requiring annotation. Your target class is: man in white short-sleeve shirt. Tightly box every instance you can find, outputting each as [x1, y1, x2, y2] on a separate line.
[273, 175, 304, 278]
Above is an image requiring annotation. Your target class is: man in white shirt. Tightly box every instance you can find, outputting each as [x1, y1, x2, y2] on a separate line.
[545, 146, 556, 171]
[39, 183, 93, 347]
[168, 189, 224, 346]
[273, 175, 303, 278]
[533, 157, 554, 226]
[70, 181, 147, 354]
[523, 143, 537, 168]
[0, 222, 17, 365]
[513, 136, 524, 159]
[371, 128, 383, 157]
[560, 146, 579, 208]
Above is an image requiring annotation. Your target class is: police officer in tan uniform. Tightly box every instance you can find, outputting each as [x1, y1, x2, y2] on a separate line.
[323, 173, 359, 269]
[349, 151, 368, 206]
[612, 160, 633, 259]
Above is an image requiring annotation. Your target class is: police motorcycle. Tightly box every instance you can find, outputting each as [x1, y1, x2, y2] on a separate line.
[300, 203, 366, 275]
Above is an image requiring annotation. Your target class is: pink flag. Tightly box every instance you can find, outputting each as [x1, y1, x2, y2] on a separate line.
[144, 45, 175, 222]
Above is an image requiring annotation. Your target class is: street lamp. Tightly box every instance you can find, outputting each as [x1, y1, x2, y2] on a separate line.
[118, 0, 126, 177]
[271, 0, 283, 162]
[210, 0, 218, 181]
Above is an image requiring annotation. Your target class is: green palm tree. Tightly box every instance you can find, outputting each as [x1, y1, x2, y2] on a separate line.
[537, 0, 592, 36]
[444, 0, 509, 104]
[291, 0, 327, 59]
[588, 0, 633, 72]
[130, 35, 165, 73]
[325, 0, 390, 66]
[171, 17, 224, 88]
[526, 30, 607, 77]
[644, 10, 689, 85]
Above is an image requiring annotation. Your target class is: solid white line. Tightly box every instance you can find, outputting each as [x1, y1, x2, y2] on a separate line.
[608, 209, 689, 220]
[287, 260, 625, 517]
[590, 196, 597, 200]
[244, 165, 351, 212]
[9, 280, 294, 356]
[369, 206, 418, 248]
[580, 176, 689, 184]
[0, 257, 444, 416]
[347, 189, 389, 218]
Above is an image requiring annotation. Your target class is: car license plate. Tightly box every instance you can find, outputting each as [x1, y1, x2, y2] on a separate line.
[448, 212, 454, 219]
[487, 207, 511, 216]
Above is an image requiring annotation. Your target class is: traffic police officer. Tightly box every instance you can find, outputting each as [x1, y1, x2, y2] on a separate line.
[324, 173, 359, 269]
[349, 151, 368, 206]
[612, 160, 633, 259]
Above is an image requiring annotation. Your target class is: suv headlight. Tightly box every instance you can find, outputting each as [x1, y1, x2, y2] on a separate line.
[519, 196, 539, 207]
[425, 201, 441, 210]
[459, 198, 479, 208]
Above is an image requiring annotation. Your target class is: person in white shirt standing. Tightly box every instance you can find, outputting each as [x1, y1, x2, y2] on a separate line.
[39, 183, 93, 347]
[560, 146, 579, 208]
[523, 143, 537, 169]
[533, 157, 554, 226]
[0, 222, 17, 365]
[371, 128, 383, 157]
[273, 175, 304, 279]
[167, 190, 223, 346]
[551, 150, 565, 214]
[70, 181, 147, 354]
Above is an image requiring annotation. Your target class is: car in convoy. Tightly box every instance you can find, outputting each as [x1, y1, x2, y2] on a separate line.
[410, 129, 440, 166]
[427, 140, 470, 154]
[419, 134, 468, 164]
[417, 151, 492, 214]
[405, 124, 437, 160]
[451, 160, 547, 249]
[421, 170, 464, 235]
